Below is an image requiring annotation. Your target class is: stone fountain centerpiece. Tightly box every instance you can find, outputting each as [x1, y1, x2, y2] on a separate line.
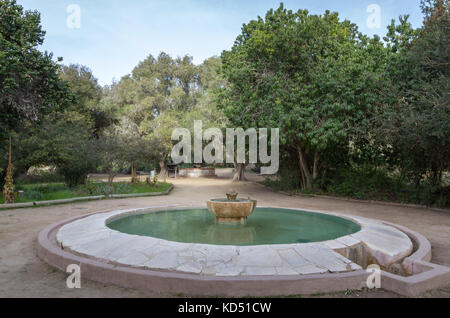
[207, 191, 257, 225]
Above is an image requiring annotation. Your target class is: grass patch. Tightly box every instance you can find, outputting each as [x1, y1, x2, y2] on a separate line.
[0, 182, 172, 204]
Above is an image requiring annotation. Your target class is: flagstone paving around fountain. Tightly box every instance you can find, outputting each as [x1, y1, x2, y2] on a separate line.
[54, 207, 413, 277]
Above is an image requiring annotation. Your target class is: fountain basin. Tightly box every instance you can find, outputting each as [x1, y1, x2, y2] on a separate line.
[207, 199, 257, 225]
[37, 206, 448, 298]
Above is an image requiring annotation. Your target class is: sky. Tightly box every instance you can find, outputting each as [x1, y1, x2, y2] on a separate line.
[17, 0, 424, 86]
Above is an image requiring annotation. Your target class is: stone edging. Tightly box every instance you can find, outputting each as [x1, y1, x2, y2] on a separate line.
[373, 220, 450, 296]
[0, 184, 174, 210]
[56, 207, 368, 277]
[37, 205, 450, 297]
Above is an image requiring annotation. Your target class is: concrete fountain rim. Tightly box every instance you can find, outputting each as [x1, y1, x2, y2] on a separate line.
[36, 205, 450, 297]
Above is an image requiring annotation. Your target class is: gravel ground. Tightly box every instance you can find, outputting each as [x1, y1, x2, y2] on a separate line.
[0, 169, 449, 298]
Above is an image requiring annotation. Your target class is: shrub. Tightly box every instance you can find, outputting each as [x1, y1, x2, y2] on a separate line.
[114, 183, 132, 194]
[58, 166, 91, 188]
[325, 166, 449, 207]
[21, 189, 44, 201]
[326, 166, 400, 198]
[16, 167, 65, 185]
[78, 181, 108, 196]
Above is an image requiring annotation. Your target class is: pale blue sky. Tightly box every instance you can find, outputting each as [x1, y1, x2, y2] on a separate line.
[17, 0, 424, 86]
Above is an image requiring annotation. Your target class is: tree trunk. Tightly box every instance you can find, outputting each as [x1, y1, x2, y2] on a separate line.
[233, 163, 248, 182]
[131, 163, 138, 183]
[299, 165, 306, 189]
[297, 145, 312, 190]
[313, 152, 319, 181]
[159, 153, 168, 181]
[107, 173, 116, 196]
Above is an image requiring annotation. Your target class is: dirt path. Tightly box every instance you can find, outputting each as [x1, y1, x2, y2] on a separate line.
[0, 169, 449, 298]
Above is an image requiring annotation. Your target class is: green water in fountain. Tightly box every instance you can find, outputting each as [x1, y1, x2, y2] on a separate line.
[107, 208, 361, 246]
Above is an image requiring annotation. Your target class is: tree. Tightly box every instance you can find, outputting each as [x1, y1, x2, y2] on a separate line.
[99, 52, 227, 181]
[105, 53, 191, 176]
[220, 4, 388, 189]
[377, 0, 449, 192]
[18, 112, 97, 187]
[198, 57, 223, 94]
[0, 0, 73, 181]
[59, 64, 110, 135]
[94, 129, 129, 193]
[141, 109, 182, 180]
[116, 118, 157, 183]
[0, 0, 72, 142]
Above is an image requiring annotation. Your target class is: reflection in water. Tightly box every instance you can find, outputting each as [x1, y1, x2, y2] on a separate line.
[206, 224, 256, 245]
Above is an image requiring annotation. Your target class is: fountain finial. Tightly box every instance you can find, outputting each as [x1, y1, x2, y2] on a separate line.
[226, 190, 238, 201]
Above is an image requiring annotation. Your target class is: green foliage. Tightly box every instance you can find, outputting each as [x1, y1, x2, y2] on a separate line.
[114, 182, 132, 194]
[16, 183, 67, 201]
[59, 64, 111, 135]
[325, 167, 399, 200]
[100, 52, 226, 178]
[1, 1, 447, 207]
[77, 181, 170, 196]
[16, 183, 68, 193]
[16, 167, 64, 184]
[219, 4, 389, 189]
[0, 181, 172, 204]
[263, 150, 302, 191]
[78, 181, 111, 196]
[0, 0, 73, 148]
[264, 164, 449, 207]
[375, 0, 450, 189]
[16, 111, 97, 187]
[222, 1, 448, 205]
[94, 117, 159, 187]
[20, 189, 43, 201]
[325, 166, 449, 207]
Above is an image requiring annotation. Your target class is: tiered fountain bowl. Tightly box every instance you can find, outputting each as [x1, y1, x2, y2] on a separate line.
[207, 191, 257, 225]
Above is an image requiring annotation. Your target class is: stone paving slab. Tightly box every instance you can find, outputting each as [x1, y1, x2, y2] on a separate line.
[293, 244, 355, 273]
[335, 236, 361, 247]
[56, 207, 414, 277]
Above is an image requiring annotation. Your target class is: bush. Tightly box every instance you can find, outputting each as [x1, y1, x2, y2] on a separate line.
[263, 168, 302, 192]
[14, 183, 69, 202]
[17, 183, 67, 192]
[20, 189, 44, 201]
[325, 167, 392, 198]
[325, 166, 449, 207]
[262, 151, 302, 191]
[58, 166, 91, 188]
[264, 163, 449, 208]
[78, 181, 107, 196]
[17, 167, 65, 184]
[114, 183, 131, 194]
[78, 181, 132, 196]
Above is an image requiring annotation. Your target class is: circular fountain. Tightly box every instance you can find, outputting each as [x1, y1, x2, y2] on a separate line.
[36, 196, 431, 296]
[207, 191, 257, 225]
